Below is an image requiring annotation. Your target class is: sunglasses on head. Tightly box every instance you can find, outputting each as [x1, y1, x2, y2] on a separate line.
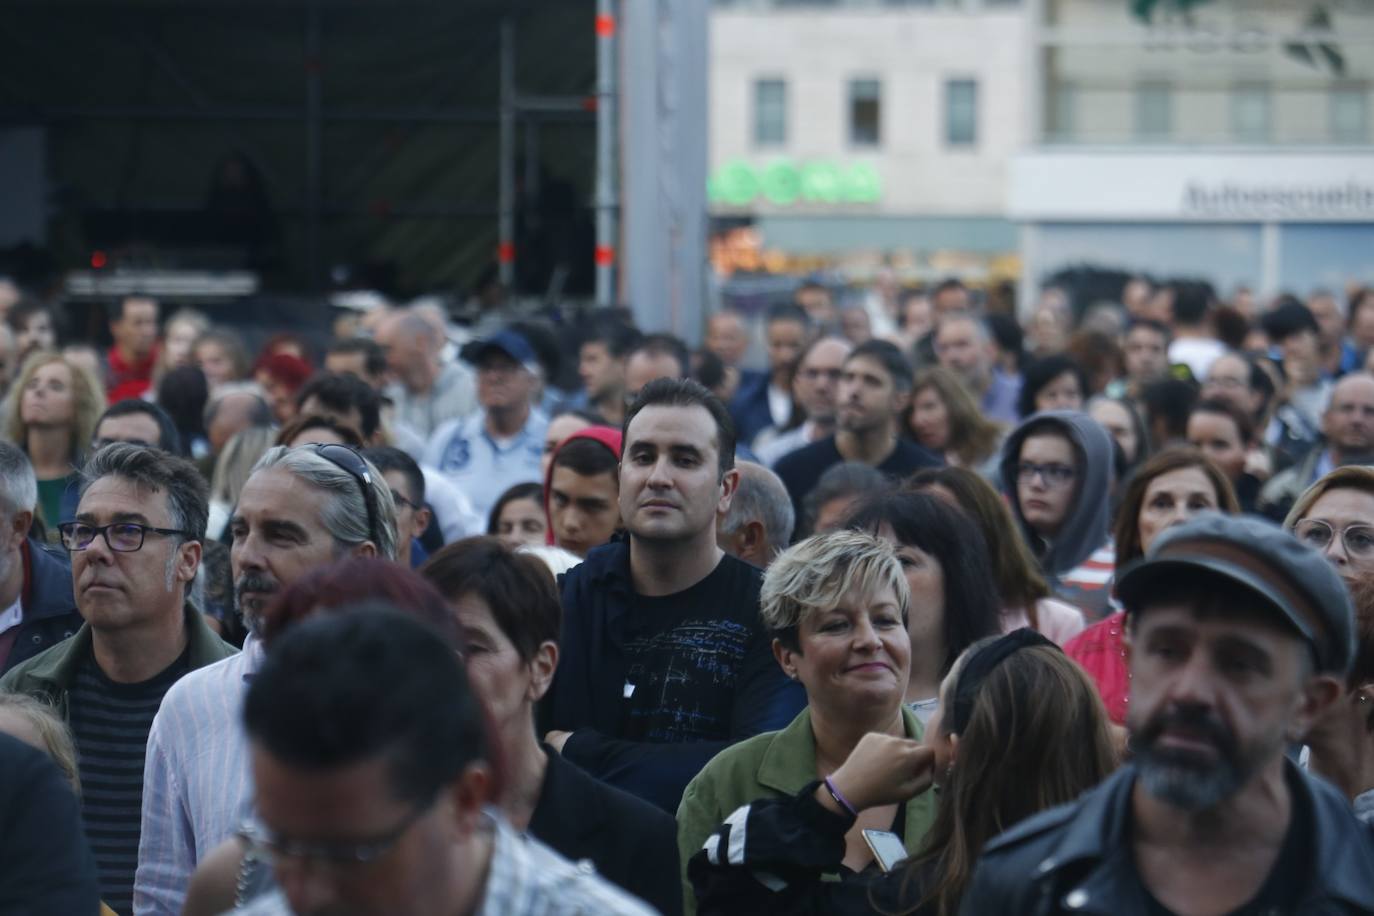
[310, 443, 379, 546]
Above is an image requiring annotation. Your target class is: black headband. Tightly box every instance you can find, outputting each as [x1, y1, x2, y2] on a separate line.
[950, 628, 1058, 735]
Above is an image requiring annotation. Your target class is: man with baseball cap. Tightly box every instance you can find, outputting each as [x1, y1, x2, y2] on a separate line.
[424, 328, 549, 522]
[961, 513, 1374, 915]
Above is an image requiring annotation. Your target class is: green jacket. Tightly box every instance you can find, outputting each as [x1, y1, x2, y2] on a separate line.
[0, 604, 237, 719]
[676, 705, 935, 916]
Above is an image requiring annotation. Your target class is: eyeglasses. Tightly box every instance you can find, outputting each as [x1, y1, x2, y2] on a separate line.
[58, 522, 193, 552]
[237, 797, 434, 872]
[1015, 462, 1076, 488]
[310, 444, 379, 545]
[390, 489, 417, 512]
[1295, 520, 1374, 560]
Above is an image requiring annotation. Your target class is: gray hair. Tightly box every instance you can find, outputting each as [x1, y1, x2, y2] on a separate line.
[203, 382, 272, 429]
[722, 461, 795, 556]
[210, 426, 276, 505]
[0, 441, 37, 517]
[251, 446, 398, 560]
[80, 443, 209, 542]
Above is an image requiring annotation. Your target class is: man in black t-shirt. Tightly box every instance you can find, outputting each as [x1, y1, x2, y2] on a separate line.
[546, 378, 805, 813]
[961, 515, 1374, 914]
[775, 339, 940, 528]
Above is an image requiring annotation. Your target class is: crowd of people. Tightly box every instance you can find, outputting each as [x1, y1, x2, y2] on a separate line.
[1, 274, 1374, 915]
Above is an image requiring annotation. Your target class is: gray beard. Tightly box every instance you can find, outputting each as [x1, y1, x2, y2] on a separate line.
[1134, 752, 1244, 811]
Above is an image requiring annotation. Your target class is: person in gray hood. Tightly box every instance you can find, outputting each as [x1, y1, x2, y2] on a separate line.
[1000, 410, 1117, 620]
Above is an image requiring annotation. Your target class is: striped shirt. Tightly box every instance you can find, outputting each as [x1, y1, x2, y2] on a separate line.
[69, 646, 190, 916]
[134, 634, 263, 916]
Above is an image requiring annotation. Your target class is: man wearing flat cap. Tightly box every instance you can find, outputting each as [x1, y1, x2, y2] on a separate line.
[961, 513, 1374, 915]
[424, 328, 549, 523]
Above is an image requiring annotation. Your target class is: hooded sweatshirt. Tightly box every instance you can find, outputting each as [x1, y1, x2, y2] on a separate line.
[999, 410, 1116, 616]
[543, 426, 623, 548]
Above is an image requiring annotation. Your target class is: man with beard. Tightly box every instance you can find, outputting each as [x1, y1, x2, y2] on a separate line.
[961, 514, 1374, 914]
[132, 445, 395, 916]
[775, 340, 941, 524]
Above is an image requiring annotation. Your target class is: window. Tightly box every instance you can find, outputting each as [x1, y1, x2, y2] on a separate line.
[1135, 81, 1172, 140]
[754, 78, 787, 146]
[946, 79, 978, 146]
[1332, 85, 1368, 144]
[849, 78, 882, 146]
[1049, 81, 1076, 142]
[1231, 83, 1271, 143]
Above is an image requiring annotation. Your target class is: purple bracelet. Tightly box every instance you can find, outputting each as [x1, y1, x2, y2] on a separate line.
[823, 776, 858, 818]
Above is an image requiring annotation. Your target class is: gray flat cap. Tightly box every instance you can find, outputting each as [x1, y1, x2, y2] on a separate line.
[1115, 512, 1354, 675]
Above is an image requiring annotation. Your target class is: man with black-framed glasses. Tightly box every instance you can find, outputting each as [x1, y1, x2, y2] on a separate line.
[0, 444, 236, 915]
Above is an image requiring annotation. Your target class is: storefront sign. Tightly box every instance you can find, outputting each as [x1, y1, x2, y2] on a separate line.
[708, 159, 881, 208]
[1009, 152, 1374, 222]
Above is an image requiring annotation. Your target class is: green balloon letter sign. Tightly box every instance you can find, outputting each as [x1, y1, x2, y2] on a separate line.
[709, 159, 882, 208]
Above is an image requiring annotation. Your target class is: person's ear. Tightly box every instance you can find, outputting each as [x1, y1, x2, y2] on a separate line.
[446, 763, 492, 837]
[739, 520, 767, 566]
[527, 640, 559, 703]
[10, 509, 32, 542]
[351, 541, 379, 560]
[772, 637, 800, 682]
[413, 507, 433, 540]
[176, 540, 203, 586]
[948, 732, 960, 768]
[717, 467, 741, 515]
[1293, 673, 1346, 740]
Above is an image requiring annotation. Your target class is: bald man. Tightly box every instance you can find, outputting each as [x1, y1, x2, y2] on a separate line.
[375, 309, 476, 444]
[1259, 372, 1374, 521]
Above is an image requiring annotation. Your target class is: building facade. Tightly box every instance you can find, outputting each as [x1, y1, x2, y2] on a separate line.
[709, 0, 1027, 287]
[1013, 0, 1374, 304]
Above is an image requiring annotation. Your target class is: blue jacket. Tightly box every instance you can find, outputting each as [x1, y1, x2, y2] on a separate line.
[545, 539, 806, 813]
[729, 370, 778, 448]
[1, 540, 83, 675]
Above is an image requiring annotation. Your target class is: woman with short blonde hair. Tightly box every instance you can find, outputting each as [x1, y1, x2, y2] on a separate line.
[0, 691, 80, 793]
[678, 530, 932, 916]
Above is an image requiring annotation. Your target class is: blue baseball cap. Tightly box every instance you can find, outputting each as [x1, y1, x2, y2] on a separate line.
[460, 329, 539, 374]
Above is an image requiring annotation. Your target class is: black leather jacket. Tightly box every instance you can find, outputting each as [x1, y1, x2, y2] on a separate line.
[960, 761, 1374, 915]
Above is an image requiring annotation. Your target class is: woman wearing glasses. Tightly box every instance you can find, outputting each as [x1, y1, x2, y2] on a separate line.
[999, 411, 1117, 621]
[1285, 467, 1374, 584]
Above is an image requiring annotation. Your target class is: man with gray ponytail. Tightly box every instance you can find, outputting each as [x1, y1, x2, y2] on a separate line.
[0, 443, 236, 915]
[0, 440, 83, 674]
[133, 443, 396, 916]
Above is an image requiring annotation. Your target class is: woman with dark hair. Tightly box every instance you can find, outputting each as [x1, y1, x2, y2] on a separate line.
[688, 630, 1117, 916]
[1187, 396, 1263, 512]
[1088, 396, 1149, 474]
[422, 537, 681, 915]
[6, 298, 57, 365]
[1016, 354, 1088, 419]
[1064, 446, 1239, 724]
[487, 481, 547, 549]
[905, 367, 1004, 473]
[908, 467, 1084, 645]
[1000, 411, 1117, 620]
[155, 365, 210, 458]
[273, 413, 365, 449]
[844, 491, 1002, 722]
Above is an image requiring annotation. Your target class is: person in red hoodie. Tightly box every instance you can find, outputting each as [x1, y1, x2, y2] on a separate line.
[105, 295, 161, 403]
[543, 427, 623, 558]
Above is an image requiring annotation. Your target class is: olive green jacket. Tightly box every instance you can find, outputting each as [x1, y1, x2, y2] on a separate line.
[676, 705, 935, 916]
[0, 604, 237, 719]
